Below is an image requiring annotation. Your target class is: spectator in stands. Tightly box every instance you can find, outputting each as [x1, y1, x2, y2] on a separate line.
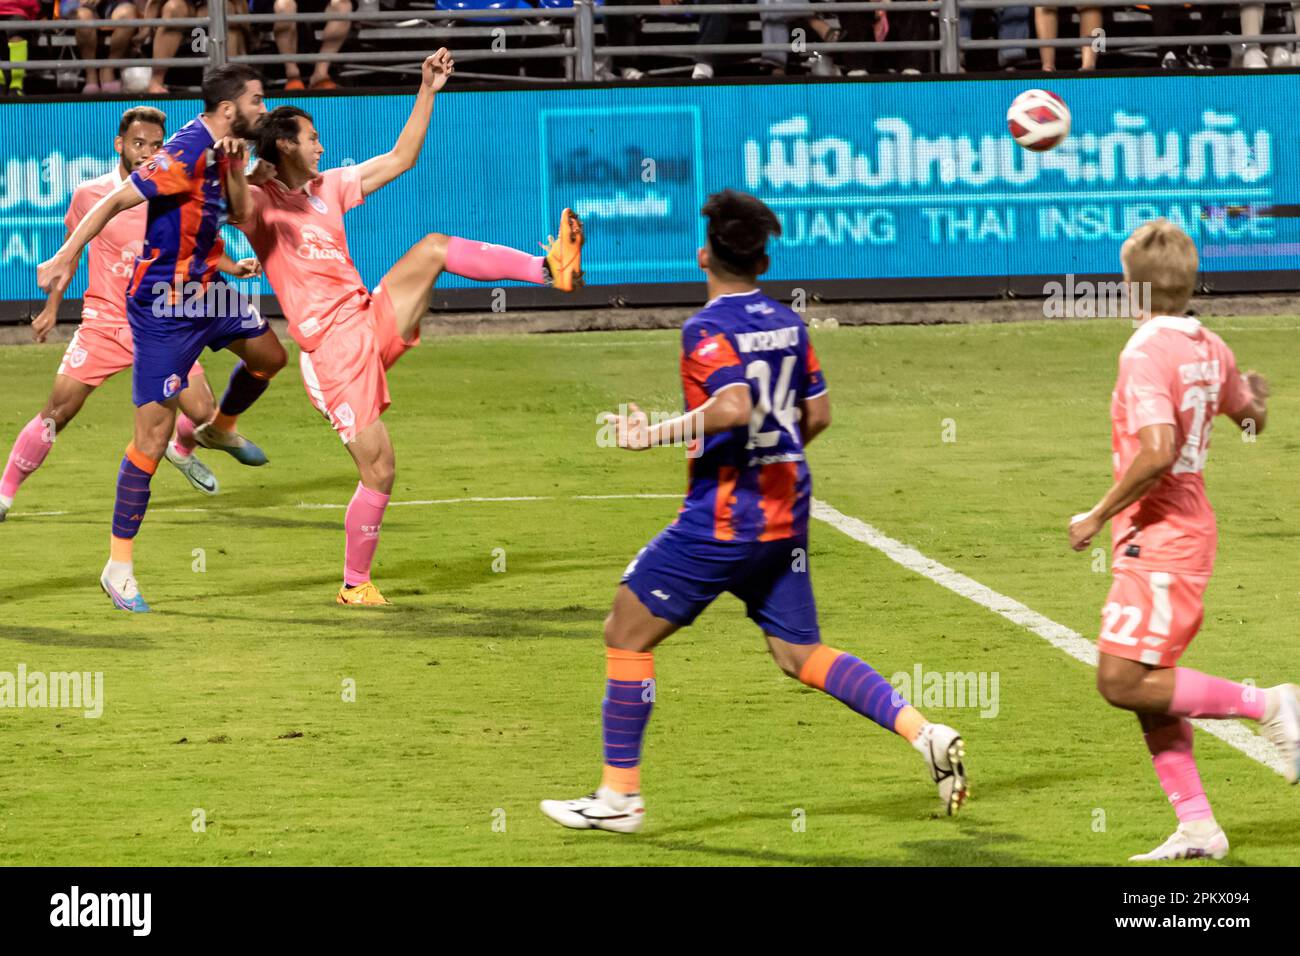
[1034, 3, 1101, 70]
[1147, 2, 1221, 69]
[1237, 3, 1294, 68]
[75, 0, 145, 92]
[836, 0, 931, 74]
[961, 3, 1030, 69]
[252, 0, 351, 90]
[0, 0, 36, 95]
[143, 0, 247, 93]
[601, 0, 646, 80]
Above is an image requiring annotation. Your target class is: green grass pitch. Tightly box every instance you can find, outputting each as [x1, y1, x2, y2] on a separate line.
[0, 314, 1296, 866]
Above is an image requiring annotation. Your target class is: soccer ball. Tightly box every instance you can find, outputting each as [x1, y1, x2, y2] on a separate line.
[1006, 89, 1071, 152]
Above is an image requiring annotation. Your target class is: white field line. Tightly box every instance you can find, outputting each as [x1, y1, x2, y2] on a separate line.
[810, 497, 1284, 777]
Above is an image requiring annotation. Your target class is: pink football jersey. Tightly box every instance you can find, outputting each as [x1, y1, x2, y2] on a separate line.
[66, 169, 146, 328]
[1109, 315, 1255, 575]
[236, 166, 369, 352]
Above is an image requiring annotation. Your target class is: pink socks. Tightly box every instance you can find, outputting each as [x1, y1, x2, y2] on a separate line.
[2, 415, 54, 501]
[1144, 717, 1214, 824]
[344, 481, 390, 586]
[444, 236, 546, 285]
[172, 414, 199, 459]
[1168, 668, 1266, 721]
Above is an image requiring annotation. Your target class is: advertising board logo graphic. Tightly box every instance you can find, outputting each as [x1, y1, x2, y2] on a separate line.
[540, 105, 705, 276]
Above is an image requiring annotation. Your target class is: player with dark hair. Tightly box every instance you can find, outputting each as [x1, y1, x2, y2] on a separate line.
[36, 64, 286, 613]
[1, 107, 263, 521]
[540, 189, 970, 833]
[237, 49, 584, 606]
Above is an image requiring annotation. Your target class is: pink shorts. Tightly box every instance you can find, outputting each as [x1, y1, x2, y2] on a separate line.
[296, 285, 418, 444]
[1097, 566, 1210, 668]
[58, 322, 204, 389]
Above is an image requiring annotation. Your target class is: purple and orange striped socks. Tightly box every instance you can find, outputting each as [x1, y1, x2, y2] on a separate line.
[601, 647, 655, 795]
[111, 442, 157, 558]
[798, 644, 927, 740]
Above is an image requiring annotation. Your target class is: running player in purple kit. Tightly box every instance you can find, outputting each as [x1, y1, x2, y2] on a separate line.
[541, 191, 970, 833]
[36, 64, 287, 613]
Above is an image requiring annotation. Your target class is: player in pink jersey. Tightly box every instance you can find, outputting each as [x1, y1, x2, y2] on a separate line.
[240, 49, 585, 607]
[1, 107, 262, 523]
[1068, 219, 1299, 862]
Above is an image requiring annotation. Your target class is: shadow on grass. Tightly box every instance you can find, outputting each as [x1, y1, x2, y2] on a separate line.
[164, 603, 607, 640]
[0, 624, 155, 649]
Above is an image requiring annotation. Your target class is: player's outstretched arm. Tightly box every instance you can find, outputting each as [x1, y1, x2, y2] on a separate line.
[1068, 423, 1178, 551]
[31, 229, 73, 343]
[357, 49, 454, 197]
[602, 387, 752, 452]
[36, 183, 143, 295]
[1226, 370, 1269, 436]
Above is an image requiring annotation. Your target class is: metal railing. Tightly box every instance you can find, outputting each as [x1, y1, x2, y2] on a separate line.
[0, 0, 1297, 81]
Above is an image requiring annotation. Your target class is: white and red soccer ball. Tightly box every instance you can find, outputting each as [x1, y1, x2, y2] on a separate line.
[1006, 89, 1071, 152]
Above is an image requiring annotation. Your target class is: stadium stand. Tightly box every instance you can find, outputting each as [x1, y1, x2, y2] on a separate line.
[1, 0, 1300, 93]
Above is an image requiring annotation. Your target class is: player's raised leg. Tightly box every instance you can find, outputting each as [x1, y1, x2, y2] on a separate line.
[102, 399, 178, 613]
[378, 211, 585, 344]
[166, 367, 221, 496]
[337, 418, 395, 606]
[0, 375, 93, 521]
[194, 312, 287, 466]
[768, 635, 969, 815]
[540, 584, 674, 832]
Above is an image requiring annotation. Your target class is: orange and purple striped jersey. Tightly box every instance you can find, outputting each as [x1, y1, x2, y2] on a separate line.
[673, 289, 827, 542]
[125, 116, 230, 307]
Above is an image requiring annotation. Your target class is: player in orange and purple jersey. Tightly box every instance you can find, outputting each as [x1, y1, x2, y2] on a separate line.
[36, 64, 288, 613]
[541, 190, 969, 833]
[239, 49, 584, 607]
[1068, 219, 1299, 862]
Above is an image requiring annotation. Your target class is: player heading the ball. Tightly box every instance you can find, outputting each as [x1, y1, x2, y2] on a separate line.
[36, 65, 287, 613]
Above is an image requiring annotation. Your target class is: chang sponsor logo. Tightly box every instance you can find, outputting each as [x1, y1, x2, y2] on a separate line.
[296, 224, 347, 262]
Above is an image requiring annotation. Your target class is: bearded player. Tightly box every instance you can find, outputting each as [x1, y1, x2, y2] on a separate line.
[0, 107, 264, 522]
[240, 49, 583, 607]
[1068, 219, 1299, 862]
[540, 191, 968, 833]
[36, 65, 288, 612]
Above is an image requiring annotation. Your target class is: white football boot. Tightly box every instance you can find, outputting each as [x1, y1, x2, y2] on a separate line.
[1130, 822, 1229, 862]
[914, 723, 969, 815]
[1258, 684, 1300, 783]
[540, 786, 645, 833]
[0, 494, 11, 522]
[165, 445, 220, 495]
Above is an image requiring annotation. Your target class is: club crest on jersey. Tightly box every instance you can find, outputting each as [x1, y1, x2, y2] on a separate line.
[68, 347, 88, 369]
[334, 402, 355, 428]
[163, 373, 182, 399]
[308, 195, 328, 214]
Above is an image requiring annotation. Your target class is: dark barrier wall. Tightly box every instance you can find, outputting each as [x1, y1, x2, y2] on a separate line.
[0, 74, 1295, 315]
